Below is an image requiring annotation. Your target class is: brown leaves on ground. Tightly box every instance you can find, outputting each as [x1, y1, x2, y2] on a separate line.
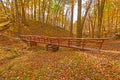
[0, 47, 120, 80]
[0, 35, 120, 80]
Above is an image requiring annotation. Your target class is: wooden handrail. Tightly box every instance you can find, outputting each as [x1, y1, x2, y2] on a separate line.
[20, 35, 108, 40]
[20, 35, 108, 51]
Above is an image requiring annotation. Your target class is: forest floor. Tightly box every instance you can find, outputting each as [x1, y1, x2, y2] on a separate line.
[0, 34, 120, 80]
[0, 21, 120, 80]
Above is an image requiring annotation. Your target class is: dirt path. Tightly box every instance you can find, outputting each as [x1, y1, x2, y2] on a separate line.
[101, 49, 120, 54]
[103, 39, 120, 51]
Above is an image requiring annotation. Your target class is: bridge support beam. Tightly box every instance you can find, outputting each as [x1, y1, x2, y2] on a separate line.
[46, 44, 59, 52]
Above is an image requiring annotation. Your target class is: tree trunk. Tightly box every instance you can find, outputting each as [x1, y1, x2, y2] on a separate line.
[34, 0, 36, 20]
[77, 0, 82, 38]
[15, 0, 21, 36]
[81, 0, 92, 29]
[70, 0, 74, 37]
[97, 0, 105, 38]
[41, 0, 46, 27]
[21, 0, 26, 25]
[46, 0, 52, 23]
[38, 0, 41, 22]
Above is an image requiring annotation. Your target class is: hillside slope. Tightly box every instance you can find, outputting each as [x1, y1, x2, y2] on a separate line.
[21, 20, 70, 37]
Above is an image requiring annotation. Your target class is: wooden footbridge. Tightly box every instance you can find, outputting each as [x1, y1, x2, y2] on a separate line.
[20, 35, 108, 52]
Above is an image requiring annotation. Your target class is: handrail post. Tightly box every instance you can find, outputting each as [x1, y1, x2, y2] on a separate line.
[99, 39, 104, 51]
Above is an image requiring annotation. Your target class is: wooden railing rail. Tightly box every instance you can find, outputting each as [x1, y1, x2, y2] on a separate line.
[20, 35, 108, 52]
